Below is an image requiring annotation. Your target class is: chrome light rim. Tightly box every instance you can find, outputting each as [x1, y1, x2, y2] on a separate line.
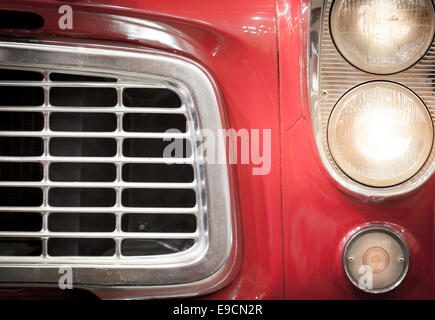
[327, 81, 434, 188]
[342, 225, 409, 294]
[329, 0, 435, 75]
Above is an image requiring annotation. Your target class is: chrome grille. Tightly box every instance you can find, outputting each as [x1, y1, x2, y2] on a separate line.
[0, 41, 236, 298]
[0, 68, 201, 261]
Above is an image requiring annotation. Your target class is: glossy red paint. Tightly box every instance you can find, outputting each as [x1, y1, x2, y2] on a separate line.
[0, 0, 433, 300]
[279, 0, 435, 299]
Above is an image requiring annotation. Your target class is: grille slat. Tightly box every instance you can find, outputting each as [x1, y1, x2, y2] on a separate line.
[0, 106, 187, 114]
[0, 68, 201, 260]
[0, 206, 199, 213]
[0, 181, 197, 188]
[0, 232, 198, 239]
[0, 156, 194, 164]
[0, 81, 173, 88]
[0, 131, 190, 138]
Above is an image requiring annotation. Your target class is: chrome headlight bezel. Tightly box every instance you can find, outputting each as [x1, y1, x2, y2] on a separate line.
[308, 0, 435, 199]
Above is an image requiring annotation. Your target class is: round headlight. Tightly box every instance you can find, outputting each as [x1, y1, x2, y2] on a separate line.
[330, 0, 435, 74]
[328, 82, 433, 187]
[343, 226, 409, 293]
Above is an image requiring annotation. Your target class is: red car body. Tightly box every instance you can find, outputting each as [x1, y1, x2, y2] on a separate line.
[0, 0, 433, 299]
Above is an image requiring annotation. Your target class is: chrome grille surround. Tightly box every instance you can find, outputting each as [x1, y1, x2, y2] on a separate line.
[308, 0, 435, 199]
[0, 40, 238, 299]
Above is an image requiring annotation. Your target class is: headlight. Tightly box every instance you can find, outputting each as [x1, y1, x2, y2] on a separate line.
[330, 0, 435, 74]
[328, 82, 433, 187]
[343, 226, 409, 293]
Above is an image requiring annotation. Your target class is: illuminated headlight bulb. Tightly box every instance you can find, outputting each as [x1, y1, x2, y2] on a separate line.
[330, 0, 435, 74]
[328, 82, 433, 187]
[343, 226, 409, 293]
